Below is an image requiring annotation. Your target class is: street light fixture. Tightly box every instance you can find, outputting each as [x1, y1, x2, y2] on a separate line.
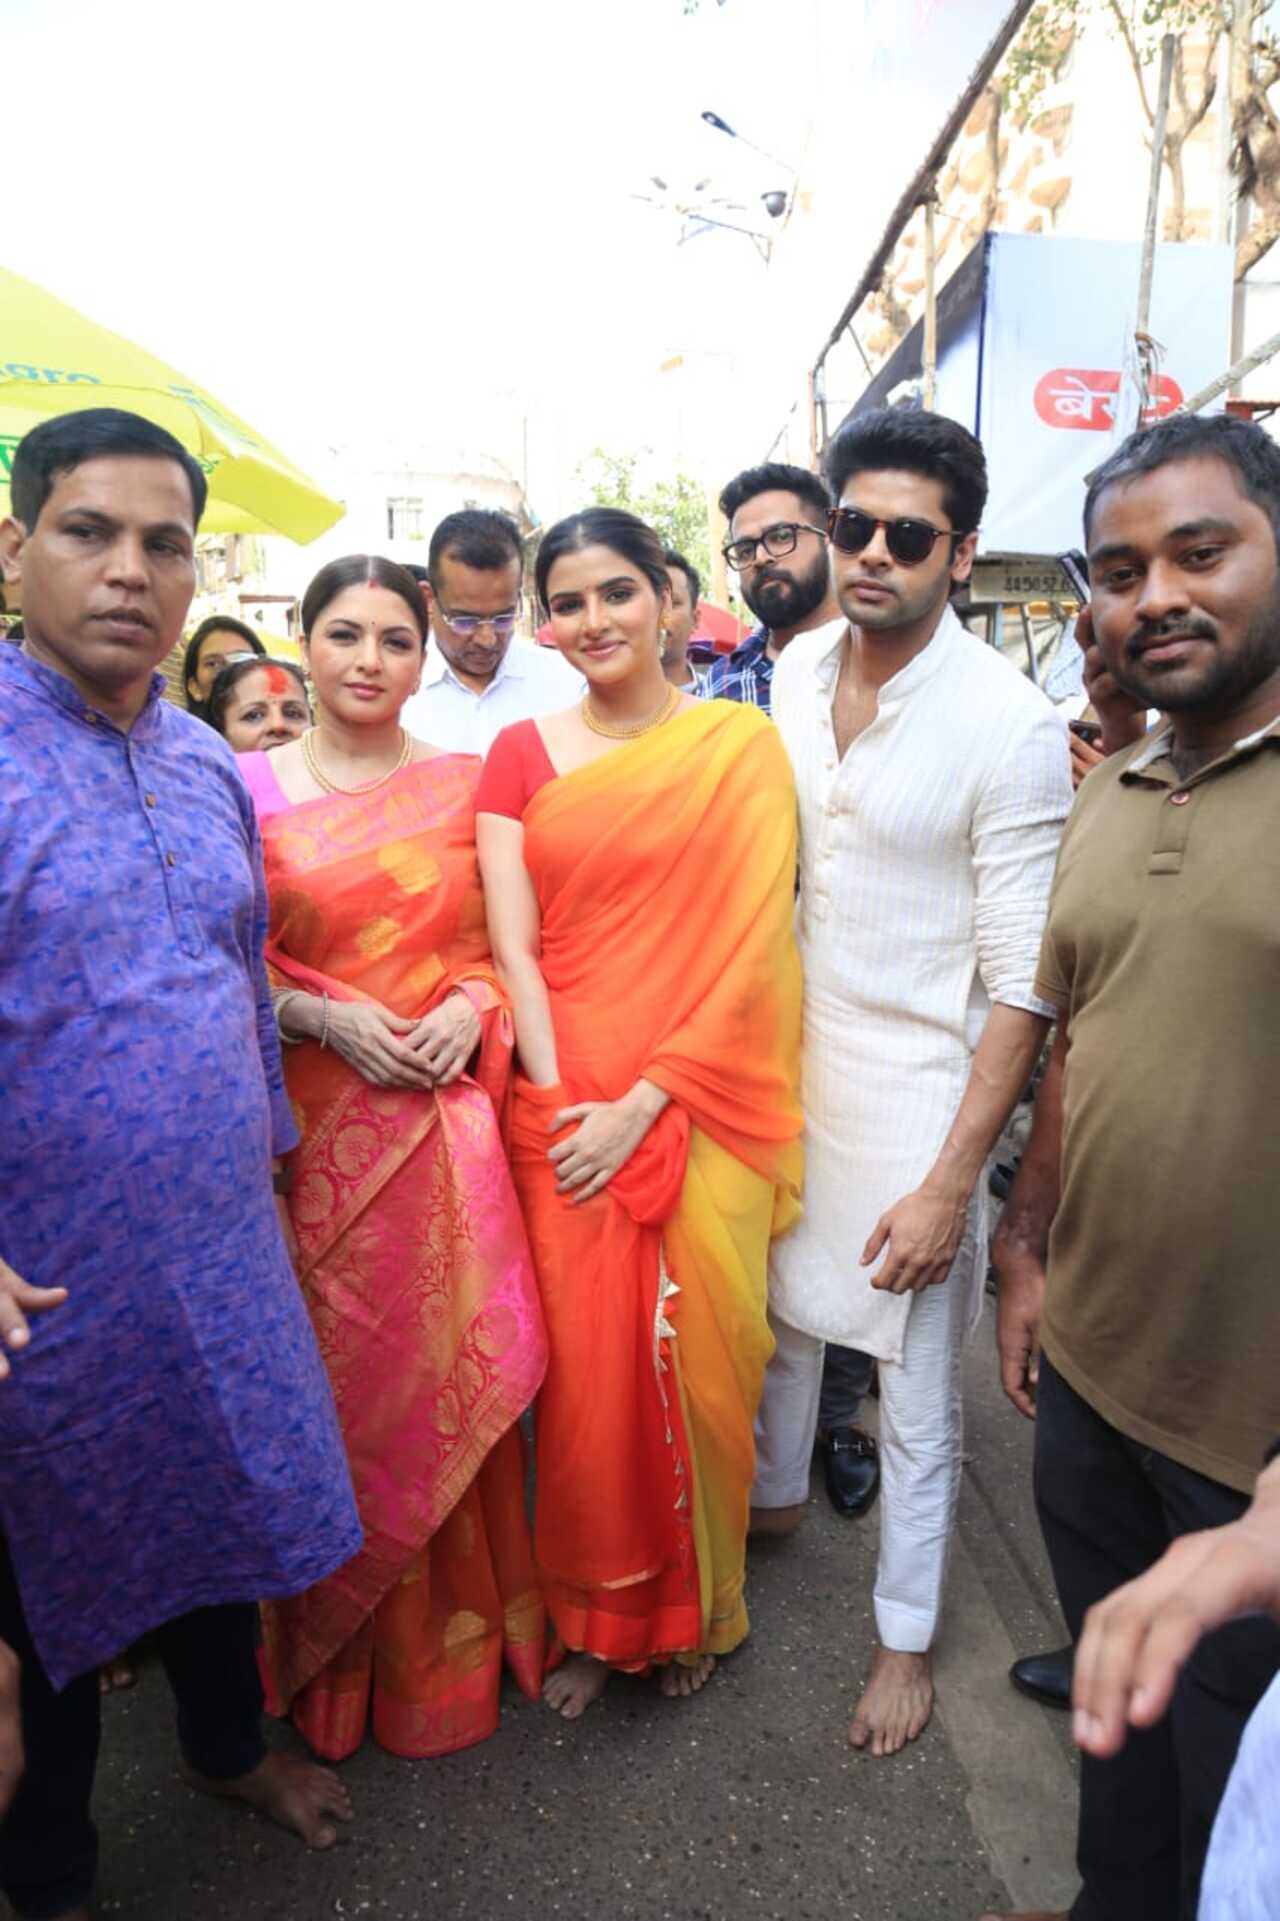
[701, 108, 796, 221]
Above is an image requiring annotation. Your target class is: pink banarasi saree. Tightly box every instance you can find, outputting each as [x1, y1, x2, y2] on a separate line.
[246, 751, 548, 1759]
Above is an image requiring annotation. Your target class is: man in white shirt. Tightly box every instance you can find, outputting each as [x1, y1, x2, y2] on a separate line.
[400, 509, 582, 754]
[753, 408, 1071, 1758]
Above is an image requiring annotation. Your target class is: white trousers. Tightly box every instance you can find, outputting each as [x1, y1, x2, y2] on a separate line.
[752, 1226, 974, 1653]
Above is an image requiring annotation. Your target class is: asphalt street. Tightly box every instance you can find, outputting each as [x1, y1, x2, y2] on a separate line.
[59, 1303, 1080, 1921]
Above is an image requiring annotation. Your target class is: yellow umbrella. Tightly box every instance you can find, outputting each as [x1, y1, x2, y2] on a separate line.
[0, 268, 344, 542]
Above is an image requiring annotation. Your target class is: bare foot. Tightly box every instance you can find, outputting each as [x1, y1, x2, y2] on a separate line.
[749, 1502, 804, 1538]
[848, 1645, 934, 1757]
[99, 1652, 137, 1694]
[0, 1640, 22, 1820]
[543, 1653, 608, 1721]
[186, 1748, 352, 1850]
[659, 1654, 716, 1698]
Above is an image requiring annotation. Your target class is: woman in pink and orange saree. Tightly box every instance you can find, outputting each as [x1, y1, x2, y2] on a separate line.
[241, 554, 548, 1761]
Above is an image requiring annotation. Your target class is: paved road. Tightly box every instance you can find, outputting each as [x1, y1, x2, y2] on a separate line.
[75, 1304, 1080, 1921]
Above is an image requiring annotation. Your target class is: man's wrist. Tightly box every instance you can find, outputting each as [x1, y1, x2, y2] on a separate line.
[992, 1241, 1047, 1289]
[920, 1161, 976, 1206]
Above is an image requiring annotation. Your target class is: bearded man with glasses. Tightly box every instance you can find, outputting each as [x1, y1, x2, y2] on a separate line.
[706, 463, 843, 713]
[751, 409, 1072, 1761]
[400, 509, 582, 754]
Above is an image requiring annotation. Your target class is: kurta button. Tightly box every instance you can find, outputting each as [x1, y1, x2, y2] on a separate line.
[1169, 790, 1191, 806]
[145, 793, 157, 808]
[166, 851, 177, 866]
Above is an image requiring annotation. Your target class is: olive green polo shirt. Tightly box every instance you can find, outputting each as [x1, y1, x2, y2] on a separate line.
[1035, 714, 1280, 1493]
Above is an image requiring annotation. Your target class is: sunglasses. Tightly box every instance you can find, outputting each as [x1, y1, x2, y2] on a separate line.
[826, 507, 966, 567]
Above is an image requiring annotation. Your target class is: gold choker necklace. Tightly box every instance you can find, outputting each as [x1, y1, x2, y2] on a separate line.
[301, 727, 412, 795]
[580, 685, 681, 741]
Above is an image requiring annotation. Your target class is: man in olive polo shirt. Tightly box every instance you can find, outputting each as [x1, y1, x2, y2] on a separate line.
[985, 410, 1280, 1921]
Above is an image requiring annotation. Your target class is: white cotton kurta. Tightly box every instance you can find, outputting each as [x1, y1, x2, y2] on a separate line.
[770, 607, 1072, 1364]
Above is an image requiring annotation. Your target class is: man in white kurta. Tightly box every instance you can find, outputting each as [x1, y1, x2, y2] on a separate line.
[752, 407, 1072, 1756]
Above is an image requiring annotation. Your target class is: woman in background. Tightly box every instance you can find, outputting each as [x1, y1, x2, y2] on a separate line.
[244, 553, 547, 1760]
[476, 508, 803, 1720]
[183, 614, 264, 716]
[208, 655, 311, 752]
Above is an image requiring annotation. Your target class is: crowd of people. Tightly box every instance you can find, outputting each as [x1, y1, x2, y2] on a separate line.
[0, 399, 1275, 1921]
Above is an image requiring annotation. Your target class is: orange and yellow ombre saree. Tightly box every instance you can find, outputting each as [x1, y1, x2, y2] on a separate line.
[246, 752, 548, 1759]
[507, 702, 802, 1671]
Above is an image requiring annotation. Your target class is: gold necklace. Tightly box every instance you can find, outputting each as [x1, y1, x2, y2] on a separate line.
[301, 726, 412, 795]
[580, 684, 681, 741]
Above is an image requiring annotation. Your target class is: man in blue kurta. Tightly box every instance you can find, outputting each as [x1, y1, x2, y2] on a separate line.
[0, 408, 363, 1921]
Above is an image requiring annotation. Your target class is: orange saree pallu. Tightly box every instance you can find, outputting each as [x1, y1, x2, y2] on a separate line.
[507, 702, 803, 1670]
[256, 757, 548, 1759]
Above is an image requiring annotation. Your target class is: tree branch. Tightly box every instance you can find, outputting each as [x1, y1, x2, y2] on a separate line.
[1178, 50, 1218, 143]
[1237, 202, 1280, 276]
[1174, 39, 1191, 116]
[1107, 0, 1154, 124]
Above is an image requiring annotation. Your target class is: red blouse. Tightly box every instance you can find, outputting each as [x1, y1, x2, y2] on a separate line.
[475, 720, 558, 820]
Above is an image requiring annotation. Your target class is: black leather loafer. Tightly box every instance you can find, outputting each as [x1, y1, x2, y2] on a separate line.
[820, 1425, 880, 1518]
[1010, 1643, 1074, 1708]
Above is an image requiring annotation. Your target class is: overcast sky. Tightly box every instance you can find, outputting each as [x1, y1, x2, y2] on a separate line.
[6, 0, 830, 512]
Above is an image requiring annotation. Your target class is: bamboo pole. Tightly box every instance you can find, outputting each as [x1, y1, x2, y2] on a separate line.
[923, 196, 939, 410]
[1134, 33, 1177, 417]
[1179, 326, 1280, 415]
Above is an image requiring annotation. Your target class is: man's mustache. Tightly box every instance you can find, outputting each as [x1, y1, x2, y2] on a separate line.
[1125, 618, 1216, 658]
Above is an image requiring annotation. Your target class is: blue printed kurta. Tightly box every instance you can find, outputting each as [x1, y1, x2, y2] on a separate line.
[0, 648, 361, 1689]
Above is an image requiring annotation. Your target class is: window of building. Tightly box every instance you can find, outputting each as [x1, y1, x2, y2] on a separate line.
[387, 496, 425, 540]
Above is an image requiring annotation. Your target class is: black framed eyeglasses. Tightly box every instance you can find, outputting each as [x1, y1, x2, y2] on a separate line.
[826, 507, 966, 567]
[436, 606, 520, 640]
[722, 520, 828, 571]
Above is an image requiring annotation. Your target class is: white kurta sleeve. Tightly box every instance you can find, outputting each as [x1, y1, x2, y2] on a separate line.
[970, 701, 1071, 1015]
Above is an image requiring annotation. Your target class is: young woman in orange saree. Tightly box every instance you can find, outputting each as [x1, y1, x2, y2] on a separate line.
[476, 510, 802, 1720]
[244, 555, 548, 1761]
